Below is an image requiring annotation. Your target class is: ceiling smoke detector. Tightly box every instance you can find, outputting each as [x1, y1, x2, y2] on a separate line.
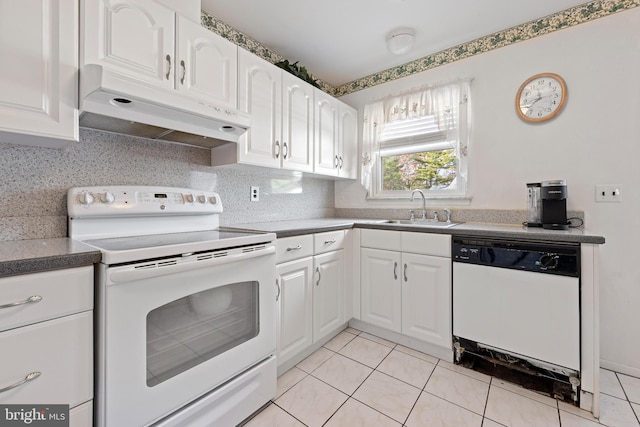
[386, 28, 416, 55]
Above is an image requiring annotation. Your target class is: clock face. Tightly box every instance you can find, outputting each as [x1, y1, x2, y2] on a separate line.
[516, 73, 567, 123]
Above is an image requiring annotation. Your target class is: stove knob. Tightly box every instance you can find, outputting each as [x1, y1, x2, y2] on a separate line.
[209, 196, 218, 205]
[78, 191, 94, 206]
[101, 191, 115, 204]
[184, 194, 195, 203]
[197, 195, 206, 204]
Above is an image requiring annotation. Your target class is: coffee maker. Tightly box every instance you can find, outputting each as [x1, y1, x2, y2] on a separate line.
[541, 180, 568, 230]
[526, 180, 569, 230]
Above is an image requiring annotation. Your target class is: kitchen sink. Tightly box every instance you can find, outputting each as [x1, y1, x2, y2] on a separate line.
[383, 219, 462, 228]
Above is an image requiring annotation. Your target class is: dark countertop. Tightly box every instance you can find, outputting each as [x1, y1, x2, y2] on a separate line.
[0, 238, 102, 278]
[230, 218, 606, 245]
[0, 219, 603, 278]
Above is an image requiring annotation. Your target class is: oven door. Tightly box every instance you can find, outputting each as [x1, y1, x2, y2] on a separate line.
[95, 244, 276, 427]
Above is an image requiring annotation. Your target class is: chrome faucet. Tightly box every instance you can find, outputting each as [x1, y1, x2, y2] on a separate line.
[444, 208, 452, 223]
[410, 189, 427, 220]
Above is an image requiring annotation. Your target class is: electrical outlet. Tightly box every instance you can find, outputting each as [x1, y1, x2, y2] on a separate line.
[595, 184, 622, 202]
[250, 186, 260, 201]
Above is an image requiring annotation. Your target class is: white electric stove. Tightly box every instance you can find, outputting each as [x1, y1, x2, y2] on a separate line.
[68, 186, 277, 427]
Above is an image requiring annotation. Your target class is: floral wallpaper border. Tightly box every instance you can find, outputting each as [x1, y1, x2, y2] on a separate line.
[202, 0, 638, 97]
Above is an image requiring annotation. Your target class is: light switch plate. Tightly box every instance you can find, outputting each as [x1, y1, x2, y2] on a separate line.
[595, 184, 622, 202]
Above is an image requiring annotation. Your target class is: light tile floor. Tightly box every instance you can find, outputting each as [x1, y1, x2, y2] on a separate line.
[244, 327, 640, 427]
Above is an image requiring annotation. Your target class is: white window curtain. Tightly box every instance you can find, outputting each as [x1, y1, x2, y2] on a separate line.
[361, 79, 471, 197]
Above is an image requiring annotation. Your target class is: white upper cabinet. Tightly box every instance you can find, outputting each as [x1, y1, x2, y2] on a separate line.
[82, 0, 237, 108]
[314, 90, 339, 176]
[214, 49, 313, 173]
[282, 73, 314, 172]
[175, 15, 237, 106]
[82, 0, 175, 89]
[338, 102, 358, 179]
[314, 90, 357, 179]
[234, 49, 282, 168]
[213, 38, 357, 179]
[0, 0, 79, 148]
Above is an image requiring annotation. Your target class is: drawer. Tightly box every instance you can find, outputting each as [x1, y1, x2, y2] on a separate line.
[360, 229, 402, 251]
[0, 311, 93, 406]
[402, 232, 451, 257]
[314, 230, 345, 254]
[0, 266, 93, 333]
[70, 400, 93, 427]
[276, 235, 314, 263]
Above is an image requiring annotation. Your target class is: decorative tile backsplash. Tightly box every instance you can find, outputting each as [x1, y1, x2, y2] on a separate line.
[202, 0, 639, 96]
[0, 129, 335, 241]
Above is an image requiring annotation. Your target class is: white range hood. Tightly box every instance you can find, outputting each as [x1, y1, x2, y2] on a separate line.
[78, 64, 250, 149]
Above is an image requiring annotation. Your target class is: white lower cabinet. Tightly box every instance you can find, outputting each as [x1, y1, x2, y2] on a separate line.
[313, 250, 344, 343]
[0, 267, 94, 425]
[275, 231, 346, 369]
[401, 252, 451, 348]
[360, 229, 452, 351]
[360, 248, 401, 332]
[276, 257, 313, 366]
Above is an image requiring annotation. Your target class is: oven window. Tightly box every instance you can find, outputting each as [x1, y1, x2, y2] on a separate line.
[146, 281, 259, 387]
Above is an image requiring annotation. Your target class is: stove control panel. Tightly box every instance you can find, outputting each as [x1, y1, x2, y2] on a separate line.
[68, 186, 223, 217]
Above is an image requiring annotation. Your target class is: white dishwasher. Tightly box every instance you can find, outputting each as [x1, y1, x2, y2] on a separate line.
[452, 237, 581, 404]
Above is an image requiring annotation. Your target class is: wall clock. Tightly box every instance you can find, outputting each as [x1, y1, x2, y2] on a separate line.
[515, 73, 567, 123]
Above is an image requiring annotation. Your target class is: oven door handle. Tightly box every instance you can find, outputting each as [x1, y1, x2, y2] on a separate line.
[108, 245, 276, 283]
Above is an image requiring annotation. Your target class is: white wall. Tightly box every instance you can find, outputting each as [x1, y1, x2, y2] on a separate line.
[337, 9, 640, 375]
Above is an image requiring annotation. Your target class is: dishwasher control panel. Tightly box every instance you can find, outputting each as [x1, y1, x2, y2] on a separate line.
[452, 238, 579, 277]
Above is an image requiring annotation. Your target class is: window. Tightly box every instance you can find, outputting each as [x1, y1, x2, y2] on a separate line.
[361, 80, 471, 199]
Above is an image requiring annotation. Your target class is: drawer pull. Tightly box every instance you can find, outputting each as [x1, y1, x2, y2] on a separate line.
[286, 245, 302, 252]
[324, 239, 337, 245]
[0, 295, 42, 310]
[0, 372, 41, 394]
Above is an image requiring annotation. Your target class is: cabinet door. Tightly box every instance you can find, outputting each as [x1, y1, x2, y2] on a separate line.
[82, 0, 175, 88]
[176, 16, 236, 108]
[338, 102, 358, 179]
[313, 250, 344, 343]
[276, 258, 313, 368]
[236, 49, 281, 168]
[282, 73, 314, 172]
[0, 0, 78, 147]
[401, 253, 452, 348]
[360, 248, 402, 333]
[314, 90, 339, 176]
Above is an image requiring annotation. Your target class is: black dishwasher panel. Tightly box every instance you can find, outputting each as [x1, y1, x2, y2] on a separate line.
[452, 237, 579, 277]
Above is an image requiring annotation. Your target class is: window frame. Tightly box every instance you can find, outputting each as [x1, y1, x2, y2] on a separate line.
[368, 106, 469, 200]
